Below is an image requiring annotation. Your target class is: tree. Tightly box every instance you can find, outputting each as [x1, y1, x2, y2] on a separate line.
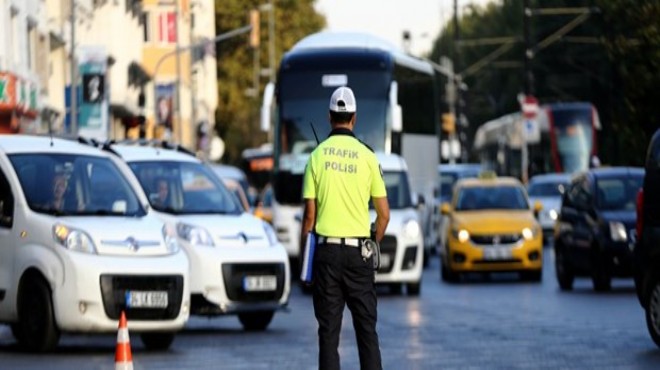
[429, 0, 659, 166]
[214, 0, 325, 164]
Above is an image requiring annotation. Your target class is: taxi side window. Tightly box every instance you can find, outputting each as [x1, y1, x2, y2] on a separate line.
[0, 169, 14, 228]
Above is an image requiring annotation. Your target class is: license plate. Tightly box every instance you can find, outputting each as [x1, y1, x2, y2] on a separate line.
[243, 275, 277, 292]
[379, 254, 391, 270]
[125, 291, 168, 308]
[483, 247, 512, 261]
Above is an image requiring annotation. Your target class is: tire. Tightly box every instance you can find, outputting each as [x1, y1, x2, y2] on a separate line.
[440, 260, 459, 283]
[238, 311, 275, 331]
[388, 283, 403, 295]
[15, 275, 60, 352]
[521, 270, 542, 282]
[645, 275, 660, 348]
[407, 282, 421, 296]
[300, 282, 313, 296]
[140, 332, 176, 351]
[423, 249, 430, 268]
[555, 245, 574, 291]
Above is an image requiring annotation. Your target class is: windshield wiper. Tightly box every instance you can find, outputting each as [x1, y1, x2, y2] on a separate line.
[77, 209, 129, 216]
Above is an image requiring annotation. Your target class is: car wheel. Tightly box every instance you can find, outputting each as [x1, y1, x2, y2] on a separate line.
[555, 245, 574, 291]
[423, 249, 430, 268]
[16, 275, 60, 352]
[388, 283, 403, 295]
[521, 270, 542, 282]
[645, 275, 660, 348]
[140, 332, 176, 351]
[440, 260, 460, 283]
[407, 282, 421, 296]
[238, 311, 275, 331]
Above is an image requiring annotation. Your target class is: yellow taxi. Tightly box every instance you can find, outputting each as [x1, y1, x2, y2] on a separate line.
[440, 173, 543, 282]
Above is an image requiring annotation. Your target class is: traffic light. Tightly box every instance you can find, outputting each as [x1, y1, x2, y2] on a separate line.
[442, 113, 456, 134]
[249, 9, 260, 48]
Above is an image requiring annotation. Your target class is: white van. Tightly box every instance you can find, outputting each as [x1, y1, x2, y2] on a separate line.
[373, 153, 423, 295]
[0, 136, 190, 352]
[110, 143, 290, 331]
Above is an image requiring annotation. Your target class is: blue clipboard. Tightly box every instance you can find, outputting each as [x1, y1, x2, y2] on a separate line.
[300, 232, 316, 283]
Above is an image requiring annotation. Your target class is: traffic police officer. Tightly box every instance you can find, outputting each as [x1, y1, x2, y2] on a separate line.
[300, 86, 390, 370]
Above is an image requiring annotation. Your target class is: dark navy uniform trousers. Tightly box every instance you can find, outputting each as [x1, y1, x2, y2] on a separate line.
[313, 239, 382, 370]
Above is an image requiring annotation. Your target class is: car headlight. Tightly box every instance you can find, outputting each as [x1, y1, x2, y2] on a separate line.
[522, 226, 541, 240]
[53, 224, 97, 254]
[452, 228, 470, 243]
[403, 219, 421, 239]
[162, 224, 180, 253]
[177, 222, 215, 247]
[263, 221, 278, 246]
[549, 209, 558, 220]
[609, 221, 627, 242]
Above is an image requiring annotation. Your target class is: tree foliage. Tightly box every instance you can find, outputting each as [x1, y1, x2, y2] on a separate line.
[429, 0, 659, 166]
[214, 0, 325, 164]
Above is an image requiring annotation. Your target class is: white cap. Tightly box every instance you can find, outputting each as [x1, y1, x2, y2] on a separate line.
[329, 87, 356, 113]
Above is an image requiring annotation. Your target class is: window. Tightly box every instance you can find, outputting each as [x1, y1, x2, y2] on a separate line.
[0, 169, 14, 228]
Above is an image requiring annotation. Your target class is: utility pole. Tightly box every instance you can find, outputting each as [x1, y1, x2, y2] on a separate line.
[523, 0, 533, 95]
[453, 0, 462, 163]
[267, 0, 275, 84]
[175, 0, 182, 142]
[190, 3, 197, 137]
[70, 0, 77, 135]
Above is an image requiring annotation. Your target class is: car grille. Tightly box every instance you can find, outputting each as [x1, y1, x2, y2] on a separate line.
[378, 235, 397, 273]
[221, 263, 286, 302]
[470, 234, 521, 245]
[99, 275, 184, 320]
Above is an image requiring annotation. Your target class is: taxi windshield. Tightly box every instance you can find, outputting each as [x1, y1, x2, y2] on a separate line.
[129, 161, 241, 215]
[9, 154, 146, 217]
[456, 185, 529, 211]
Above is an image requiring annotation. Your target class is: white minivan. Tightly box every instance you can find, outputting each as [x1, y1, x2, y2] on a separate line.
[373, 153, 424, 295]
[0, 135, 190, 352]
[110, 142, 290, 331]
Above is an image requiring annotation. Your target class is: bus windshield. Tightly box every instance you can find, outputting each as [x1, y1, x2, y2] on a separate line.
[278, 69, 390, 155]
[551, 108, 594, 173]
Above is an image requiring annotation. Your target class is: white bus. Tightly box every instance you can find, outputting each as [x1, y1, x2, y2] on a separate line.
[261, 32, 441, 271]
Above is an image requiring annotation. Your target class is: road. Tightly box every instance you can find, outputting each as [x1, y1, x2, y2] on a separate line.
[0, 247, 658, 369]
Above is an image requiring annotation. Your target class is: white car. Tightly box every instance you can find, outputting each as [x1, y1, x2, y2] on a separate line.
[110, 143, 290, 331]
[373, 153, 423, 295]
[0, 135, 190, 352]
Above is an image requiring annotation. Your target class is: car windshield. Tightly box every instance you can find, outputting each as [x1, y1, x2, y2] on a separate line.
[596, 175, 643, 211]
[528, 181, 567, 197]
[370, 171, 413, 210]
[456, 185, 529, 211]
[9, 154, 145, 217]
[129, 161, 241, 215]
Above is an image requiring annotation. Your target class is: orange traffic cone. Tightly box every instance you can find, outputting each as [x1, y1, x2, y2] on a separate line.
[115, 311, 133, 370]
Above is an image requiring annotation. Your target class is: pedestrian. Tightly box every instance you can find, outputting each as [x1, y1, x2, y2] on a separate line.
[300, 86, 390, 370]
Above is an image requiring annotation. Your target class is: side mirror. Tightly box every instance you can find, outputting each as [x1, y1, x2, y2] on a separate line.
[417, 194, 426, 207]
[534, 201, 543, 217]
[260, 82, 275, 132]
[440, 202, 451, 215]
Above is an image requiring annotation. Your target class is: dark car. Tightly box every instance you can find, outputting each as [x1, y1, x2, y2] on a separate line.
[554, 167, 644, 291]
[634, 129, 660, 347]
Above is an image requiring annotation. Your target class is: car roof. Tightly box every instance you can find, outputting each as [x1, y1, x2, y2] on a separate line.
[438, 163, 481, 172]
[110, 144, 200, 163]
[0, 135, 108, 157]
[211, 164, 247, 180]
[376, 152, 407, 172]
[457, 176, 523, 188]
[528, 173, 572, 184]
[588, 167, 644, 179]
